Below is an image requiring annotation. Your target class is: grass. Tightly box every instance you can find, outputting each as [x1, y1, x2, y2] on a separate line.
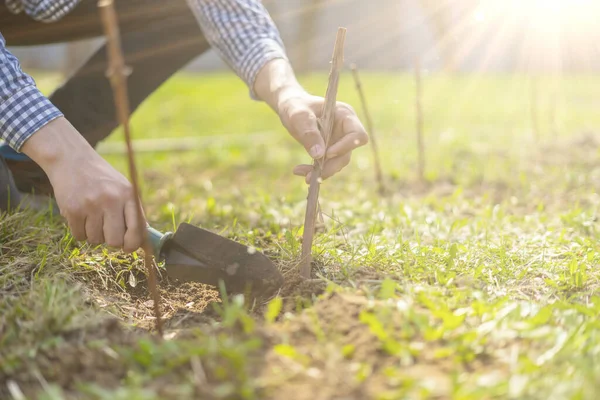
[2, 71, 600, 399]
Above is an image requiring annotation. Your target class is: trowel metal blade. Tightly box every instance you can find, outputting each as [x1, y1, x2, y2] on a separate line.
[162, 222, 283, 297]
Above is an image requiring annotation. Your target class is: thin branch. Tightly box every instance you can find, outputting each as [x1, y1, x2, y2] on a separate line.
[300, 27, 346, 279]
[98, 0, 163, 336]
[350, 64, 385, 195]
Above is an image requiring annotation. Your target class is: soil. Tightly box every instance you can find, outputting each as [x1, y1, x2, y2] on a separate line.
[279, 273, 327, 299]
[3, 267, 503, 399]
[262, 292, 456, 400]
[0, 318, 146, 398]
[133, 280, 222, 330]
[82, 260, 222, 331]
[2, 188, 522, 400]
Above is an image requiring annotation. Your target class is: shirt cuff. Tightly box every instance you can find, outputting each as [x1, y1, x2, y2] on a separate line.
[238, 38, 288, 100]
[0, 85, 63, 151]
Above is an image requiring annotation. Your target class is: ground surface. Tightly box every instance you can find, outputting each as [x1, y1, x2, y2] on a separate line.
[2, 72, 600, 399]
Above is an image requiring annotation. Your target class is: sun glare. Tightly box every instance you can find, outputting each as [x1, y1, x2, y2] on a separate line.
[472, 0, 598, 29]
[454, 0, 600, 72]
[475, 0, 600, 28]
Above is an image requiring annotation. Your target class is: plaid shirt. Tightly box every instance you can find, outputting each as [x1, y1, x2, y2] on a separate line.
[1, 0, 287, 151]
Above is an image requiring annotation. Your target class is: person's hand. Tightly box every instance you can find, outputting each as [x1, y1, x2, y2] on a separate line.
[253, 59, 368, 183]
[21, 117, 144, 252]
[277, 92, 369, 183]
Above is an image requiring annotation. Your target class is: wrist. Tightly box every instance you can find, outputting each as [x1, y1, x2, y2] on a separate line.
[253, 59, 307, 113]
[273, 84, 308, 112]
[20, 117, 93, 172]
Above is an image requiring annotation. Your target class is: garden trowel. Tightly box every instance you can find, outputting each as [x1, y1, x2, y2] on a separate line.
[147, 223, 283, 297]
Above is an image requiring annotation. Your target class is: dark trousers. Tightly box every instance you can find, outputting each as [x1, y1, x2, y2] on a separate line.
[0, 0, 211, 148]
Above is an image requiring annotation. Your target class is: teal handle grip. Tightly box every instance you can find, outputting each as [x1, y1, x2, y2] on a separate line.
[0, 143, 32, 161]
[147, 225, 173, 259]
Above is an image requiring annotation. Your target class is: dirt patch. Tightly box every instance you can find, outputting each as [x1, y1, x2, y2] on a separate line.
[260, 293, 390, 399]
[279, 273, 327, 298]
[0, 318, 145, 398]
[55, 251, 492, 398]
[259, 292, 502, 399]
[72, 249, 341, 336]
[1, 315, 273, 400]
[127, 279, 221, 331]
[73, 254, 222, 331]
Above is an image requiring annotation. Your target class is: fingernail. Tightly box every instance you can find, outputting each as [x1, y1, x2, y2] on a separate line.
[309, 144, 324, 159]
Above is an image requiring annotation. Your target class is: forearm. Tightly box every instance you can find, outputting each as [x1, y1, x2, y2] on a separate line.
[0, 35, 63, 152]
[253, 58, 307, 113]
[186, 0, 288, 97]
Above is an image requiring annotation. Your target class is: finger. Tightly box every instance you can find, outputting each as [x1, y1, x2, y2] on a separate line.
[293, 164, 313, 177]
[293, 165, 316, 185]
[103, 205, 126, 249]
[326, 116, 368, 159]
[323, 103, 360, 143]
[321, 154, 351, 180]
[329, 105, 353, 142]
[123, 199, 144, 253]
[85, 213, 105, 246]
[287, 107, 325, 159]
[68, 215, 87, 242]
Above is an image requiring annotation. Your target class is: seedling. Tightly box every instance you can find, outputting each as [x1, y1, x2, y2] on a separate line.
[300, 27, 347, 279]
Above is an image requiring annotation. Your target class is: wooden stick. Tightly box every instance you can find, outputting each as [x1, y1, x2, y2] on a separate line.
[415, 57, 425, 182]
[350, 64, 385, 195]
[98, 0, 163, 336]
[300, 27, 346, 279]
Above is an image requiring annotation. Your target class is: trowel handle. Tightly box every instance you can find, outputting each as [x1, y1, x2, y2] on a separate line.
[147, 225, 173, 258]
[0, 143, 32, 161]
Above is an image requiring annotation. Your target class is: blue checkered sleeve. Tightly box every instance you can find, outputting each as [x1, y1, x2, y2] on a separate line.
[187, 0, 288, 98]
[5, 0, 81, 22]
[0, 33, 63, 151]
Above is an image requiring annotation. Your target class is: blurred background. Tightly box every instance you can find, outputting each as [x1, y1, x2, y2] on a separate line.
[10, 0, 600, 75]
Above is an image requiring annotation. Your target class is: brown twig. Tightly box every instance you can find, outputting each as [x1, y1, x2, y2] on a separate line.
[350, 64, 385, 195]
[415, 57, 425, 182]
[300, 27, 346, 279]
[98, 0, 163, 336]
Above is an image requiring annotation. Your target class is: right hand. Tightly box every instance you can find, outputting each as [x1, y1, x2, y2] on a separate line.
[21, 117, 144, 252]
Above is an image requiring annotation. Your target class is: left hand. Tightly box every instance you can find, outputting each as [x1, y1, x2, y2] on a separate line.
[277, 93, 369, 183]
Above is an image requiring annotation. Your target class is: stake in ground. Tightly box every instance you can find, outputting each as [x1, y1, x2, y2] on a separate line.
[99, 0, 163, 334]
[300, 27, 346, 279]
